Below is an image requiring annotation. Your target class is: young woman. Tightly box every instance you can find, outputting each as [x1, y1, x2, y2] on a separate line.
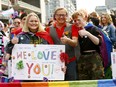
[100, 13, 116, 45]
[6, 12, 54, 59]
[72, 9, 104, 80]
[5, 12, 68, 82]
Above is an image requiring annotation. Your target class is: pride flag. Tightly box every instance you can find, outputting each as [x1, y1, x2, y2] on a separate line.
[0, 79, 116, 87]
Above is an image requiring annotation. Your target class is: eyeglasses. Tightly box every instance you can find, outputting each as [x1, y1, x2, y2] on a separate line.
[14, 22, 21, 25]
[56, 14, 67, 17]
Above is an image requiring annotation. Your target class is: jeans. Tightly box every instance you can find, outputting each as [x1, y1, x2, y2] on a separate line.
[65, 61, 77, 81]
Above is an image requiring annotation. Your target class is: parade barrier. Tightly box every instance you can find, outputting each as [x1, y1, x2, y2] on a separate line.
[0, 79, 116, 87]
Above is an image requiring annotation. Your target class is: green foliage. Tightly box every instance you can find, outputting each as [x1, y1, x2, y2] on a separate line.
[16, 60, 24, 70]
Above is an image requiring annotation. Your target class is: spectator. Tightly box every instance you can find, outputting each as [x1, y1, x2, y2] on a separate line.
[46, 7, 79, 81]
[9, 16, 22, 39]
[20, 12, 27, 26]
[0, 21, 9, 78]
[100, 13, 116, 45]
[88, 12, 102, 28]
[6, 12, 54, 59]
[72, 9, 104, 80]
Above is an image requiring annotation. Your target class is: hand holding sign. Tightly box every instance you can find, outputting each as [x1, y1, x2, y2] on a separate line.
[5, 53, 11, 60]
[11, 44, 65, 80]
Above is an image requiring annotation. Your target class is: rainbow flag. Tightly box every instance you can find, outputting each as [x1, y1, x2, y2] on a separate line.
[0, 79, 116, 87]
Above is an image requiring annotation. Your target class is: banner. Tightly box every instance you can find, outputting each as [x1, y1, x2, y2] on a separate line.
[111, 52, 116, 79]
[1, 8, 14, 17]
[11, 44, 65, 80]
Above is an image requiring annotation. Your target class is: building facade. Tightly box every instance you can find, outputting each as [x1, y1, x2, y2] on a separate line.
[45, 0, 77, 23]
[0, 0, 77, 24]
[71, 0, 77, 10]
[95, 6, 110, 15]
[105, 0, 116, 9]
[0, 0, 47, 23]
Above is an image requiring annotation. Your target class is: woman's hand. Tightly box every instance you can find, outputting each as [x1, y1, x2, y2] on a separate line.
[61, 66, 67, 74]
[11, 34, 19, 44]
[5, 53, 11, 60]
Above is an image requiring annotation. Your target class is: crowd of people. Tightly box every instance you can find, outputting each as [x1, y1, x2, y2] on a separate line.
[0, 7, 116, 82]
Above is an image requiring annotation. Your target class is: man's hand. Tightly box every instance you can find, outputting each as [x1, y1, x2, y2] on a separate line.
[60, 35, 69, 44]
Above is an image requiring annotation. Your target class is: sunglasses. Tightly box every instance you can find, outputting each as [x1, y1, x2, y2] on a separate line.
[14, 22, 21, 25]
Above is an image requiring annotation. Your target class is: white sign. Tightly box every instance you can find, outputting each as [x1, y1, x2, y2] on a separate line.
[1, 8, 14, 17]
[11, 44, 65, 80]
[111, 52, 116, 79]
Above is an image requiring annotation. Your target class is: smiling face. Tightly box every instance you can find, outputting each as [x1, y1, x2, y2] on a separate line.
[73, 15, 86, 28]
[13, 18, 21, 28]
[27, 15, 39, 33]
[100, 13, 112, 26]
[101, 15, 107, 25]
[54, 9, 67, 25]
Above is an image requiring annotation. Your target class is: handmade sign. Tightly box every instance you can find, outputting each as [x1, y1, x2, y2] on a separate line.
[11, 44, 65, 80]
[1, 8, 14, 17]
[111, 52, 116, 79]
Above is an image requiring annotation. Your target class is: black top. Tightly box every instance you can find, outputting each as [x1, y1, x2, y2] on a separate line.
[79, 26, 102, 54]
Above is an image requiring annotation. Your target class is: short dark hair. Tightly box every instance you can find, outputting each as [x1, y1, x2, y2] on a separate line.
[4, 23, 8, 27]
[20, 13, 27, 20]
[13, 16, 21, 20]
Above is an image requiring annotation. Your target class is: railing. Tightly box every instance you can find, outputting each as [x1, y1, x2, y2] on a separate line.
[1, 0, 41, 13]
[1, 0, 11, 6]
[18, 1, 41, 13]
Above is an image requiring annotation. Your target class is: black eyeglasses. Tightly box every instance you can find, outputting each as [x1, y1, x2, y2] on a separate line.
[56, 14, 67, 17]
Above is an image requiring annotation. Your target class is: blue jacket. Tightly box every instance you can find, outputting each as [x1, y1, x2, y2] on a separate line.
[5, 32, 50, 55]
[103, 24, 116, 44]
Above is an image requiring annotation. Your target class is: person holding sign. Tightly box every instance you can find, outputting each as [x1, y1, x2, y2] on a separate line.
[5, 12, 55, 82]
[6, 12, 54, 55]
